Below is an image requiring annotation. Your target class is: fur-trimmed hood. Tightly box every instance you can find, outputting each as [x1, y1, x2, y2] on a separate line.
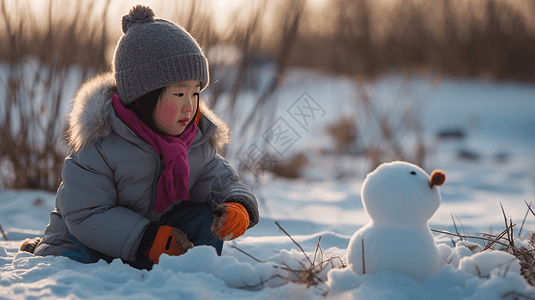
[67, 73, 230, 152]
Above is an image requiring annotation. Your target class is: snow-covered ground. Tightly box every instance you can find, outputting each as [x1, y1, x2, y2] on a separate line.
[1, 68, 535, 299]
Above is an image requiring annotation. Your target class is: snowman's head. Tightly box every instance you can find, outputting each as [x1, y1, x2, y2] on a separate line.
[361, 161, 444, 227]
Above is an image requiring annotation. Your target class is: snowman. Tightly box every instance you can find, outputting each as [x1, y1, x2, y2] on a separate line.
[346, 161, 446, 281]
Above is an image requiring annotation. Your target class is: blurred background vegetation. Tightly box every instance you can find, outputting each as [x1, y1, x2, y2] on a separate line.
[0, 0, 534, 190]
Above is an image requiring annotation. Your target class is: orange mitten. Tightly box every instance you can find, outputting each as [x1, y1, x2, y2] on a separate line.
[147, 226, 194, 264]
[210, 203, 250, 241]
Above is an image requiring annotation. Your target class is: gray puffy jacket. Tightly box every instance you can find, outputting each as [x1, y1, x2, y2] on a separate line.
[34, 73, 259, 262]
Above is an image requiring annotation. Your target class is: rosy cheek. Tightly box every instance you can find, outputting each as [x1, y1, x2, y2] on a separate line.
[158, 100, 178, 124]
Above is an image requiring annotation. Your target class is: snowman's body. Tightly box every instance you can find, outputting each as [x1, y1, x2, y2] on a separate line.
[347, 223, 441, 281]
[347, 161, 443, 281]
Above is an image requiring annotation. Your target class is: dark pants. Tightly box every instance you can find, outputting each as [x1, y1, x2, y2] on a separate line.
[63, 202, 222, 270]
[159, 201, 223, 256]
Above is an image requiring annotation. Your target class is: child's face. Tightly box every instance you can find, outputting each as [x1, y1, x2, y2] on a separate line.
[153, 80, 200, 136]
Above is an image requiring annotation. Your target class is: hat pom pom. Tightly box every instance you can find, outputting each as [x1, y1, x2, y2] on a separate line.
[122, 5, 155, 34]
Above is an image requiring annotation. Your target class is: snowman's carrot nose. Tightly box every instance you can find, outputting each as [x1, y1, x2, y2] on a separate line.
[429, 170, 446, 189]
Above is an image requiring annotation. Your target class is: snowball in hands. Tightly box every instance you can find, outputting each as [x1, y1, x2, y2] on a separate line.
[347, 161, 445, 281]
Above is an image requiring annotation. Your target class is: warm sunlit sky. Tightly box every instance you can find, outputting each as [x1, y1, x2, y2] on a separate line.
[112, 0, 329, 33]
[6, 0, 330, 35]
[14, 0, 326, 29]
[16, 0, 239, 28]
[7, 0, 534, 39]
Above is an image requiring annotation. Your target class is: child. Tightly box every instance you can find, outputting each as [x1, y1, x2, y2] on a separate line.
[23, 5, 259, 270]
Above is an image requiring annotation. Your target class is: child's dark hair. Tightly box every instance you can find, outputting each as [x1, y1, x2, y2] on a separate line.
[125, 87, 166, 135]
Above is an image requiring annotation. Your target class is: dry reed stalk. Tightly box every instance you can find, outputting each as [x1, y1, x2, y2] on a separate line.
[230, 221, 344, 294]
[434, 202, 535, 286]
[326, 117, 359, 155]
[270, 153, 308, 179]
[0, 0, 110, 191]
[0, 224, 7, 241]
[518, 201, 532, 238]
[237, 0, 306, 136]
[361, 239, 366, 274]
[295, 0, 535, 81]
[351, 77, 432, 170]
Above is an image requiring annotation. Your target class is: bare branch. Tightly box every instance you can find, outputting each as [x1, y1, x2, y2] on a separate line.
[275, 221, 313, 267]
[0, 224, 7, 241]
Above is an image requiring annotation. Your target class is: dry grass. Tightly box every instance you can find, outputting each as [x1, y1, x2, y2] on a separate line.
[230, 221, 345, 293]
[343, 77, 431, 170]
[207, 0, 307, 139]
[0, 224, 7, 241]
[270, 153, 309, 179]
[326, 117, 360, 156]
[324, 74, 431, 171]
[431, 200, 535, 287]
[0, 0, 109, 69]
[288, 0, 535, 82]
[0, 0, 110, 191]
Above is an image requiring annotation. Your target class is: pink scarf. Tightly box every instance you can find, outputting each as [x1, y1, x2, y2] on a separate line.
[112, 94, 198, 213]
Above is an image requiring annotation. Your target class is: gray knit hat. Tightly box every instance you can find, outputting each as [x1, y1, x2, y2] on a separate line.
[113, 5, 209, 105]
